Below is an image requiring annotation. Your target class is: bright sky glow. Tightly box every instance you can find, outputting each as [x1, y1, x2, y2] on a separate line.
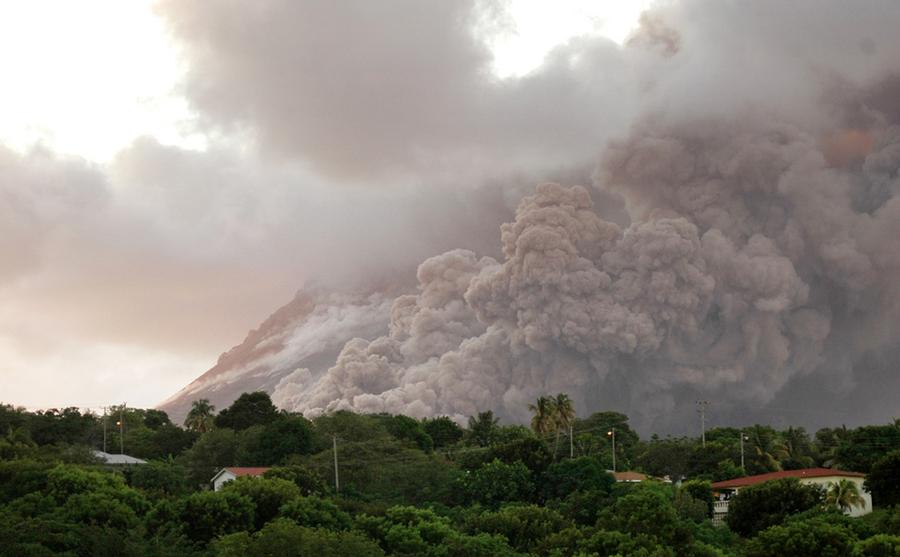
[0, 0, 204, 162]
[0, 0, 648, 163]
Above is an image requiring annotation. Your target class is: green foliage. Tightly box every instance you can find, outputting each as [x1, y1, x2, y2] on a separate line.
[422, 416, 464, 449]
[279, 495, 353, 530]
[459, 459, 534, 507]
[744, 516, 857, 557]
[490, 437, 553, 476]
[680, 479, 713, 518]
[595, 487, 691, 549]
[264, 464, 327, 495]
[125, 460, 190, 497]
[222, 476, 302, 529]
[866, 449, 900, 507]
[573, 411, 639, 469]
[179, 427, 239, 486]
[377, 414, 434, 452]
[635, 436, 693, 480]
[215, 392, 280, 431]
[467, 411, 501, 447]
[175, 490, 255, 545]
[725, 478, 824, 537]
[540, 456, 614, 501]
[184, 399, 216, 433]
[465, 504, 570, 552]
[240, 416, 316, 465]
[835, 423, 900, 473]
[853, 534, 900, 556]
[214, 518, 384, 557]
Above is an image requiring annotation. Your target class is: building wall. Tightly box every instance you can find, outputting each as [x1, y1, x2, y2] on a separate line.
[213, 471, 236, 492]
[800, 476, 872, 517]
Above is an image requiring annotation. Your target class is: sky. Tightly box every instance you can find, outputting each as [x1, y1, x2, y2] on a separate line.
[0, 0, 652, 410]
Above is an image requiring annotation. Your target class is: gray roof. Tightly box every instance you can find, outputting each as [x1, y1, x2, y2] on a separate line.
[92, 450, 147, 465]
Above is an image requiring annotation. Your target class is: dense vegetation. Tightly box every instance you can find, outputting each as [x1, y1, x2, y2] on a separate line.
[1, 393, 899, 556]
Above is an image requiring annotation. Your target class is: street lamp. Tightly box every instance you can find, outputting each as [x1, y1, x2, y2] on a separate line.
[740, 432, 749, 471]
[607, 428, 616, 472]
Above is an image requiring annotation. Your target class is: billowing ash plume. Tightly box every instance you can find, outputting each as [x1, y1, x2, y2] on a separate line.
[155, 0, 900, 432]
[273, 113, 900, 432]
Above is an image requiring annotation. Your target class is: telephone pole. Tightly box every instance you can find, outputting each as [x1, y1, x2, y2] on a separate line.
[696, 401, 709, 447]
[118, 403, 126, 454]
[332, 435, 340, 493]
[102, 407, 107, 453]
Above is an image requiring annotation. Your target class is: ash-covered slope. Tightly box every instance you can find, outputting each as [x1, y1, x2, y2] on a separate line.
[158, 287, 396, 425]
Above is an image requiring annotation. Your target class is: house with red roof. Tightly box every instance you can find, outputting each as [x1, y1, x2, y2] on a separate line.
[710, 468, 871, 524]
[211, 466, 271, 491]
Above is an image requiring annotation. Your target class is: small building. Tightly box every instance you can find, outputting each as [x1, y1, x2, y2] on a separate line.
[211, 466, 271, 491]
[711, 467, 871, 525]
[611, 471, 671, 483]
[92, 450, 147, 465]
[612, 471, 650, 483]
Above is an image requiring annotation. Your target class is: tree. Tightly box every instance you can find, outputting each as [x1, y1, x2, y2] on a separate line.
[264, 465, 327, 496]
[776, 427, 815, 470]
[743, 516, 856, 557]
[214, 519, 384, 557]
[725, 478, 824, 537]
[222, 476, 301, 530]
[853, 534, 900, 556]
[834, 423, 900, 473]
[460, 459, 534, 507]
[865, 449, 900, 507]
[215, 392, 280, 431]
[184, 399, 216, 433]
[553, 393, 576, 457]
[465, 504, 570, 553]
[467, 411, 500, 447]
[528, 396, 556, 437]
[825, 479, 867, 514]
[176, 490, 255, 545]
[540, 456, 614, 501]
[421, 416, 464, 449]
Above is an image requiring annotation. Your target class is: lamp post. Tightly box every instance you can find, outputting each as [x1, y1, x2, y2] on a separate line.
[740, 432, 749, 471]
[607, 428, 616, 472]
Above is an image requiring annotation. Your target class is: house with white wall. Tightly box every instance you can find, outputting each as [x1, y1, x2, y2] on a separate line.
[710, 467, 870, 525]
[211, 466, 271, 491]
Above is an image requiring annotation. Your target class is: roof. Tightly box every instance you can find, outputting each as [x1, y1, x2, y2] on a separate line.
[711, 468, 866, 490]
[613, 471, 649, 482]
[92, 450, 147, 465]
[211, 466, 272, 483]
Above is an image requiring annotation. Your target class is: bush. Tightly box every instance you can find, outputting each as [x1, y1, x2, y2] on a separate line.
[221, 476, 301, 530]
[176, 490, 255, 545]
[540, 456, 614, 501]
[279, 496, 353, 530]
[725, 478, 824, 537]
[459, 459, 534, 508]
[213, 518, 384, 557]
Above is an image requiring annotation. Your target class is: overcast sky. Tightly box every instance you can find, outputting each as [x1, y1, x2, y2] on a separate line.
[0, 0, 653, 410]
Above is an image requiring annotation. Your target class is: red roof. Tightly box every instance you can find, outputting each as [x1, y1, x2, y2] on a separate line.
[225, 467, 271, 477]
[712, 468, 865, 490]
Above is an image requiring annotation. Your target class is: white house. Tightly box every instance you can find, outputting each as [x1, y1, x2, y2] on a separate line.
[92, 450, 147, 465]
[711, 467, 871, 525]
[211, 466, 271, 491]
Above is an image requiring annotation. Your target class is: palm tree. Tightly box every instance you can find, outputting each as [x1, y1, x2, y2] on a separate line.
[825, 479, 866, 513]
[554, 393, 576, 458]
[528, 396, 557, 437]
[184, 399, 216, 433]
[467, 411, 500, 447]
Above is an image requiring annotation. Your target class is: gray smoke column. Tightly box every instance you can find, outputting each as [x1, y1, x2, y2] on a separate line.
[275, 113, 900, 430]
[257, 0, 900, 431]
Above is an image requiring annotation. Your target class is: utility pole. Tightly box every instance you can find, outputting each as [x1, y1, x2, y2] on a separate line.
[332, 435, 340, 493]
[607, 428, 616, 472]
[696, 401, 709, 447]
[102, 406, 107, 453]
[117, 403, 126, 454]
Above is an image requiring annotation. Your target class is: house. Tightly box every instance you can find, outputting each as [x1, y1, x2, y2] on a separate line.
[92, 450, 147, 465]
[710, 468, 871, 524]
[211, 466, 271, 491]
